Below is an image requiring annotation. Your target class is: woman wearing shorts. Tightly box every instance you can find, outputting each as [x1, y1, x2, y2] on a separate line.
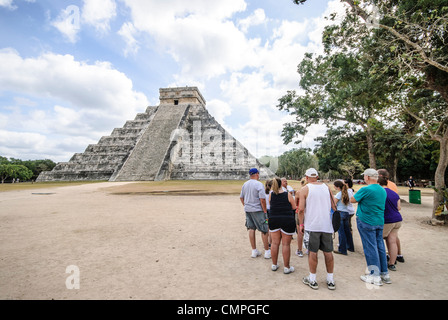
[268, 178, 297, 274]
[379, 175, 403, 271]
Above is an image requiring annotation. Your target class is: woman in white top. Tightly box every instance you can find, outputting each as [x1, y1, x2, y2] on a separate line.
[333, 180, 355, 255]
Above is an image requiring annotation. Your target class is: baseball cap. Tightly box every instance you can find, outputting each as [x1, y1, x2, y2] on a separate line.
[249, 168, 259, 175]
[305, 168, 318, 177]
[362, 168, 379, 178]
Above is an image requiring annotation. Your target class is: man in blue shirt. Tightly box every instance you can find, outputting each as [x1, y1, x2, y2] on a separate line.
[351, 168, 390, 286]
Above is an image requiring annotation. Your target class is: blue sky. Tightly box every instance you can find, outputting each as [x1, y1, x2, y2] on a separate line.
[0, 0, 346, 162]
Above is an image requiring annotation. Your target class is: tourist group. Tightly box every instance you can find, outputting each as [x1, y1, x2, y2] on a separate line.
[239, 167, 404, 290]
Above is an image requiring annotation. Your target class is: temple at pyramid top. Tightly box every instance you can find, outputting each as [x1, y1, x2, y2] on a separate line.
[159, 86, 206, 106]
[37, 87, 274, 182]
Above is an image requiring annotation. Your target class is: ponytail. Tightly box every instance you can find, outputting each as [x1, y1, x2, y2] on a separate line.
[334, 180, 349, 205]
[272, 177, 282, 195]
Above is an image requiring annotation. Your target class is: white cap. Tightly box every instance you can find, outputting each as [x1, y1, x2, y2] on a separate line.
[305, 168, 318, 177]
[362, 168, 379, 178]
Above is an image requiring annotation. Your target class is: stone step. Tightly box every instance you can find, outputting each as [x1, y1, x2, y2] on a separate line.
[98, 136, 139, 145]
[110, 128, 144, 137]
[84, 144, 135, 154]
[111, 103, 189, 181]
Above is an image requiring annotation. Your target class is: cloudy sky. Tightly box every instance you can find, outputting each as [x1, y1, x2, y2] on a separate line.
[0, 0, 347, 163]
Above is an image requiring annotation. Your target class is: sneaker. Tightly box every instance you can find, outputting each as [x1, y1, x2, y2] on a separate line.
[303, 276, 319, 290]
[295, 250, 304, 257]
[264, 250, 271, 259]
[271, 264, 279, 271]
[251, 249, 261, 258]
[396, 255, 405, 263]
[381, 274, 392, 284]
[360, 274, 383, 286]
[284, 266, 295, 274]
[327, 281, 336, 290]
[388, 264, 396, 271]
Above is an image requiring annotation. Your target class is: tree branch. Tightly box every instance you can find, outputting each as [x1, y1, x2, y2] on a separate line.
[341, 0, 448, 73]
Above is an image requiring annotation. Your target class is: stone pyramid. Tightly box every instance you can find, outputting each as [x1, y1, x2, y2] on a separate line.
[37, 87, 274, 182]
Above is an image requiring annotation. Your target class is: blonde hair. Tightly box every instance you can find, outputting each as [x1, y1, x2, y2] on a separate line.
[271, 177, 282, 195]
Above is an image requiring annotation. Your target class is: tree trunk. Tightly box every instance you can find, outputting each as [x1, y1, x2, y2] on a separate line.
[391, 157, 399, 183]
[366, 124, 377, 169]
[433, 134, 448, 220]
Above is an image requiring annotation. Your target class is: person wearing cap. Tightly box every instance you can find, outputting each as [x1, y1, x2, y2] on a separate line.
[351, 168, 390, 286]
[377, 169, 405, 264]
[240, 168, 271, 259]
[297, 168, 336, 290]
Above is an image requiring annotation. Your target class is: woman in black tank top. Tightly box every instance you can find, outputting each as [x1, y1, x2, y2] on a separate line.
[268, 178, 297, 274]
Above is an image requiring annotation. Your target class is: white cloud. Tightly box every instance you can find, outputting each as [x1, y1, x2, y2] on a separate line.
[207, 99, 232, 127]
[51, 5, 81, 43]
[0, 129, 93, 161]
[213, 0, 348, 157]
[0, 0, 17, 10]
[51, 1, 117, 42]
[0, 48, 149, 160]
[1, 0, 350, 162]
[118, 22, 140, 56]
[0, 48, 147, 118]
[121, 0, 257, 79]
[238, 8, 267, 33]
[82, 0, 117, 33]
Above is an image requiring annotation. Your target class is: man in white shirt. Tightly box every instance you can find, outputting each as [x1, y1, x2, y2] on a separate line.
[240, 168, 271, 259]
[298, 168, 336, 290]
[281, 177, 295, 198]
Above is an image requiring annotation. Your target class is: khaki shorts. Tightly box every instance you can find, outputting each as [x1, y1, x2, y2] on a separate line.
[383, 221, 402, 238]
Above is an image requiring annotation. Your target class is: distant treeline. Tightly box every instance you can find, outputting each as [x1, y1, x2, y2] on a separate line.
[0, 156, 56, 183]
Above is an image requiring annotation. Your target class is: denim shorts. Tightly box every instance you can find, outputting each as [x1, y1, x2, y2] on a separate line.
[245, 211, 268, 234]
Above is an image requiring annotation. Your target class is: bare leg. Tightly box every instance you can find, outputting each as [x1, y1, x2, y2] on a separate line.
[270, 231, 281, 265]
[386, 232, 398, 265]
[323, 251, 334, 273]
[282, 234, 292, 268]
[396, 236, 402, 255]
[249, 229, 256, 250]
[308, 251, 318, 274]
[261, 232, 270, 251]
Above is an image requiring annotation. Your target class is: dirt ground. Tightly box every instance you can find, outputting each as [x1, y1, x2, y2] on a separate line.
[0, 181, 447, 300]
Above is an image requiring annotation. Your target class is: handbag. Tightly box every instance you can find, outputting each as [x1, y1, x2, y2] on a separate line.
[328, 186, 341, 232]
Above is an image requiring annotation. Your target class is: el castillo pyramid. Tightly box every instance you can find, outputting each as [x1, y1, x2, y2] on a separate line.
[37, 87, 274, 182]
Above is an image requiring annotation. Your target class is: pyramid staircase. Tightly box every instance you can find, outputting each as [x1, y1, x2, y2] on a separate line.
[37, 87, 274, 181]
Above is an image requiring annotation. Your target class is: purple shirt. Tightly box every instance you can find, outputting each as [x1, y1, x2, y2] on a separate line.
[384, 188, 402, 224]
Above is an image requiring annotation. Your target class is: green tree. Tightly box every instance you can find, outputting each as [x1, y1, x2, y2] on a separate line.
[0, 156, 56, 181]
[313, 126, 369, 173]
[339, 159, 364, 180]
[277, 148, 318, 180]
[292, 0, 448, 218]
[278, 47, 392, 168]
[0, 164, 33, 183]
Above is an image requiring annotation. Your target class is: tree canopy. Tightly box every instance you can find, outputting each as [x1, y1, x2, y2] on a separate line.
[285, 0, 448, 218]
